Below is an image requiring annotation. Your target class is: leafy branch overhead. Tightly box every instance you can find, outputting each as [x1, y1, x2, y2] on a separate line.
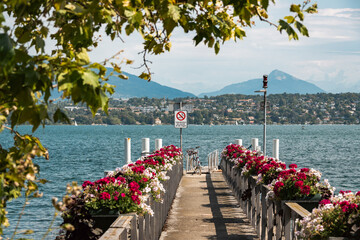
[0, 0, 317, 235]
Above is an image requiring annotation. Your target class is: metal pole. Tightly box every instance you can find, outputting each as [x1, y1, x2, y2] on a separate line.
[264, 90, 267, 156]
[180, 102, 183, 151]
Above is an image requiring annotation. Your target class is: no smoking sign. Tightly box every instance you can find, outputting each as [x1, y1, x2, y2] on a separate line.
[174, 110, 188, 128]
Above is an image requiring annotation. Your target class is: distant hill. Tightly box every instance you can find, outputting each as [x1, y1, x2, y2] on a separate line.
[199, 70, 325, 97]
[52, 68, 196, 99]
[107, 70, 196, 99]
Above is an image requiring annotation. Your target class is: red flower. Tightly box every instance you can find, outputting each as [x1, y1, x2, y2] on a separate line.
[339, 190, 352, 195]
[99, 192, 111, 200]
[289, 164, 297, 169]
[82, 181, 94, 189]
[300, 185, 311, 195]
[356, 191, 360, 196]
[295, 181, 304, 188]
[121, 193, 126, 198]
[274, 182, 284, 194]
[297, 172, 307, 180]
[300, 168, 310, 173]
[319, 199, 331, 205]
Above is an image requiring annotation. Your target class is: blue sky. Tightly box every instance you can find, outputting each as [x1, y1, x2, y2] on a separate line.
[87, 1, 359, 95]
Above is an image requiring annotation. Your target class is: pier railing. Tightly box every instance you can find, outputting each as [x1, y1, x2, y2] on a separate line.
[220, 158, 313, 240]
[99, 161, 183, 240]
[207, 149, 219, 172]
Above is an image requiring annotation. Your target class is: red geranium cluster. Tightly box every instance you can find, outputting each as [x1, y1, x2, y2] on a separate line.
[221, 144, 261, 170]
[64, 145, 182, 218]
[257, 160, 286, 184]
[268, 165, 328, 201]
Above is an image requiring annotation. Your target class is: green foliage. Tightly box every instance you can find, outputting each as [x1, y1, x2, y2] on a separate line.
[0, 0, 318, 236]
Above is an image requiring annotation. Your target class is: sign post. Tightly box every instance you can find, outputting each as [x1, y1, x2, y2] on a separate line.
[174, 104, 187, 150]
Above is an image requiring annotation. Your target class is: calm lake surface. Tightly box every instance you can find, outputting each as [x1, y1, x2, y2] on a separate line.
[1, 124, 360, 239]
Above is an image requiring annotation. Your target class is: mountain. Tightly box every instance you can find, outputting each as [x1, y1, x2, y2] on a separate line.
[52, 68, 196, 99]
[107, 70, 196, 99]
[199, 70, 325, 97]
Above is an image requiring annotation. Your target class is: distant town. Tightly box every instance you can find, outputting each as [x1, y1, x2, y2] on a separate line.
[50, 93, 360, 125]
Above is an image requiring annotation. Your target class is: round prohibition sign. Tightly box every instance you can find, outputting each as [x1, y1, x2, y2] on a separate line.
[176, 111, 186, 121]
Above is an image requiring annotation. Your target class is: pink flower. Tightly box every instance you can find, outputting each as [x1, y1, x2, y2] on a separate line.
[121, 193, 126, 198]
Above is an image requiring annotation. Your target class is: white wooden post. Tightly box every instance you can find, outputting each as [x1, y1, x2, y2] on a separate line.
[256, 146, 262, 152]
[235, 139, 243, 146]
[251, 138, 258, 150]
[155, 139, 162, 151]
[273, 139, 279, 159]
[125, 138, 131, 163]
[142, 138, 150, 156]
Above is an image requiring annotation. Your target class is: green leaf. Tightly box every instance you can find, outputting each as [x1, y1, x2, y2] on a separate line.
[0, 33, 15, 66]
[193, 34, 203, 46]
[119, 74, 129, 80]
[261, 0, 270, 10]
[295, 21, 309, 37]
[168, 4, 181, 22]
[82, 70, 100, 87]
[290, 4, 301, 14]
[214, 41, 220, 54]
[35, 35, 45, 53]
[284, 16, 295, 24]
[39, 179, 49, 184]
[139, 72, 151, 81]
[53, 108, 70, 124]
[305, 4, 318, 14]
[76, 48, 90, 65]
[298, 12, 304, 21]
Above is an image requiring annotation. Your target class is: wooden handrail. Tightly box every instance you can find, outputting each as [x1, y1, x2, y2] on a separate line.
[99, 160, 183, 240]
[220, 158, 316, 240]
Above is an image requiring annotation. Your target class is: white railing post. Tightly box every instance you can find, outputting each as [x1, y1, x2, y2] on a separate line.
[251, 138, 258, 151]
[125, 138, 131, 163]
[208, 153, 211, 172]
[142, 138, 150, 156]
[155, 139, 162, 151]
[273, 139, 279, 159]
[235, 139, 243, 146]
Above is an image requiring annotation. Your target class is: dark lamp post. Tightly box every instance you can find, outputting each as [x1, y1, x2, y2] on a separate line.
[255, 74, 269, 155]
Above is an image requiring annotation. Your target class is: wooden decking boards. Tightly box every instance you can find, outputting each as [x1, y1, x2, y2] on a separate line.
[160, 171, 259, 240]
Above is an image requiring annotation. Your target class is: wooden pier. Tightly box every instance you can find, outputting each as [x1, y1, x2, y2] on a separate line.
[160, 171, 259, 240]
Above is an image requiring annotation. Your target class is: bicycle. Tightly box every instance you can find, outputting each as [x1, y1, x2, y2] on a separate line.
[186, 146, 201, 175]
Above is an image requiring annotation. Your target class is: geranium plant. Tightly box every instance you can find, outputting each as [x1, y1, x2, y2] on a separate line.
[296, 191, 360, 239]
[221, 144, 260, 170]
[59, 145, 182, 239]
[266, 166, 334, 201]
[256, 159, 287, 185]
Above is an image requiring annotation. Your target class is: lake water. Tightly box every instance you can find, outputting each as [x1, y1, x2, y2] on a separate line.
[1, 124, 360, 239]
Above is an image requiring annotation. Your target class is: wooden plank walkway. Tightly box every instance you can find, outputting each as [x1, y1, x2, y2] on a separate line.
[160, 171, 259, 240]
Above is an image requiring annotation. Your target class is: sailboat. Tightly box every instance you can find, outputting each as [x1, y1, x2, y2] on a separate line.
[74, 120, 78, 126]
[235, 121, 238, 125]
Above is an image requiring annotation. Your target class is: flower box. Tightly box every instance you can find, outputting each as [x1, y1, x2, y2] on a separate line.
[91, 214, 119, 232]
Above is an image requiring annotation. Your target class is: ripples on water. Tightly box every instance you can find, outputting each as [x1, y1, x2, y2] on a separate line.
[1, 124, 359, 239]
